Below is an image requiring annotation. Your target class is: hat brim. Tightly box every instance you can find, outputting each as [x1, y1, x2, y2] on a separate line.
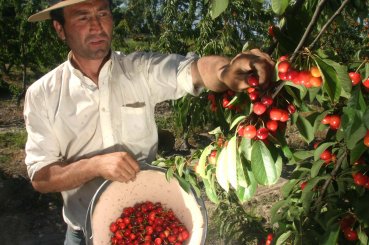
[28, 0, 89, 22]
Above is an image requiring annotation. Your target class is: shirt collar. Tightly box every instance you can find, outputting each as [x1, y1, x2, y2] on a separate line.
[66, 51, 113, 90]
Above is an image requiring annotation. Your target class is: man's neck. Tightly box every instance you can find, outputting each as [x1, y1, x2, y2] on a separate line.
[70, 53, 110, 85]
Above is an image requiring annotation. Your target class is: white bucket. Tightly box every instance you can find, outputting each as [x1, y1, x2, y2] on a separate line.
[85, 166, 208, 245]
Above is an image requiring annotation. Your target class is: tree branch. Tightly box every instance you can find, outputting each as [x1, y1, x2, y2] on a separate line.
[313, 151, 346, 212]
[308, 0, 350, 50]
[290, 0, 329, 62]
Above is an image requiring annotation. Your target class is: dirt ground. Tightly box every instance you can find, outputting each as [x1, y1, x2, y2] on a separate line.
[0, 99, 66, 245]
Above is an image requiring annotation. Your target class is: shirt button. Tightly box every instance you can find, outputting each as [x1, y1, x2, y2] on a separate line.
[101, 108, 105, 112]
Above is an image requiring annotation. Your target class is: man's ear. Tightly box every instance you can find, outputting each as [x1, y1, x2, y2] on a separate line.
[53, 20, 66, 41]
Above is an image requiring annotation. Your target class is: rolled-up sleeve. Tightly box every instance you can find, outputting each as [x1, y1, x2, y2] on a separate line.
[121, 51, 202, 104]
[24, 82, 62, 180]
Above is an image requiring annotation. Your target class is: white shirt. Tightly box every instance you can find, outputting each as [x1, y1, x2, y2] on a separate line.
[23, 51, 200, 230]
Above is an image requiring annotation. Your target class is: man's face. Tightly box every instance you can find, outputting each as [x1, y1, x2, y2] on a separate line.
[58, 0, 113, 61]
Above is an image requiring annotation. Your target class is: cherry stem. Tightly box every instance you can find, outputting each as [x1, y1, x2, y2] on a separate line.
[313, 150, 346, 212]
[290, 0, 329, 63]
[355, 58, 369, 73]
[308, 0, 350, 50]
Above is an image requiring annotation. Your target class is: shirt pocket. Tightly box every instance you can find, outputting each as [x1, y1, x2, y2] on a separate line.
[120, 105, 152, 142]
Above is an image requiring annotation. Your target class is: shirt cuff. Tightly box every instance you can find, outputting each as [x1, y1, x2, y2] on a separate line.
[177, 52, 204, 96]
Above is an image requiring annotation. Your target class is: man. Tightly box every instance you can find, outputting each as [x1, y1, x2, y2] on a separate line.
[25, 0, 275, 244]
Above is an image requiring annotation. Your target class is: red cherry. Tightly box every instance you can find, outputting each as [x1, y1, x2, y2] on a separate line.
[222, 97, 230, 108]
[247, 75, 260, 87]
[253, 102, 267, 115]
[339, 215, 355, 230]
[268, 25, 275, 37]
[256, 127, 269, 140]
[300, 181, 307, 190]
[243, 125, 257, 139]
[261, 95, 274, 107]
[321, 115, 331, 125]
[278, 61, 291, 73]
[266, 120, 278, 132]
[278, 72, 288, 80]
[110, 223, 118, 233]
[286, 69, 299, 83]
[297, 70, 312, 87]
[349, 72, 362, 86]
[248, 91, 260, 101]
[329, 115, 341, 130]
[353, 172, 368, 186]
[279, 110, 290, 122]
[237, 125, 245, 137]
[278, 55, 289, 62]
[269, 108, 282, 121]
[320, 150, 332, 161]
[363, 77, 369, 88]
[181, 230, 190, 240]
[287, 104, 296, 114]
[364, 134, 369, 147]
[310, 76, 323, 87]
[343, 228, 358, 241]
[154, 237, 163, 245]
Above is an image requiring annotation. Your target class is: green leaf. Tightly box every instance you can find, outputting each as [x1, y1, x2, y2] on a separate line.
[271, 199, 290, 224]
[364, 108, 369, 129]
[226, 136, 238, 189]
[209, 0, 229, 19]
[198, 145, 213, 178]
[202, 177, 219, 204]
[239, 137, 252, 161]
[280, 179, 298, 198]
[301, 176, 328, 213]
[276, 230, 292, 245]
[358, 230, 368, 245]
[321, 58, 351, 96]
[175, 156, 185, 177]
[230, 115, 246, 131]
[311, 160, 324, 178]
[350, 141, 367, 165]
[216, 147, 229, 192]
[237, 153, 248, 188]
[235, 178, 257, 203]
[295, 113, 314, 143]
[166, 167, 174, 181]
[271, 0, 289, 15]
[320, 225, 339, 245]
[174, 174, 191, 193]
[293, 150, 314, 161]
[251, 140, 278, 185]
[315, 57, 342, 103]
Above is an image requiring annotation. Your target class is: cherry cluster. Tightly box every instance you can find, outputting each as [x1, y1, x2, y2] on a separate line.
[352, 171, 369, 189]
[277, 56, 323, 88]
[349, 71, 369, 89]
[339, 214, 359, 241]
[237, 75, 296, 141]
[109, 201, 190, 245]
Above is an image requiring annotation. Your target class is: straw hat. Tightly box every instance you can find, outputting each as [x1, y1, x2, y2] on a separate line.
[28, 0, 88, 22]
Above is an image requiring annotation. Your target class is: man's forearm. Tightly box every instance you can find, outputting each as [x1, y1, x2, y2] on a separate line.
[192, 56, 230, 92]
[31, 158, 99, 193]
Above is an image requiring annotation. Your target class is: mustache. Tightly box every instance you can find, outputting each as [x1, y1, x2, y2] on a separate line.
[85, 33, 110, 42]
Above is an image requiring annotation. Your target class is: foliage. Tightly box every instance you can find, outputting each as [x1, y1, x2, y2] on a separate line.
[154, 0, 369, 244]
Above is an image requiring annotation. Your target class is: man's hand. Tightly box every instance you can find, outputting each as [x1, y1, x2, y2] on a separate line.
[195, 49, 275, 93]
[221, 49, 275, 92]
[93, 152, 140, 183]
